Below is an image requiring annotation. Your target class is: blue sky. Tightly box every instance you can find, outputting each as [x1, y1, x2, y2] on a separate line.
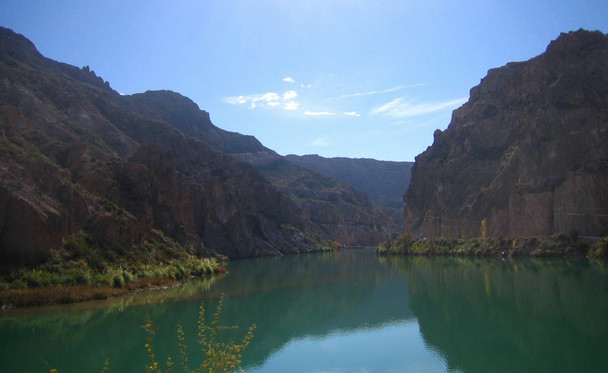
[1, 1, 607, 161]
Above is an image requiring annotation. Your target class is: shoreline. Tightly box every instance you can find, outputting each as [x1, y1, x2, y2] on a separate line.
[0, 266, 227, 309]
[377, 234, 608, 258]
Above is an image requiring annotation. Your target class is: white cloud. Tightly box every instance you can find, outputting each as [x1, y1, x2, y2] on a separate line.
[310, 138, 330, 147]
[284, 101, 300, 110]
[344, 111, 360, 117]
[336, 86, 405, 99]
[371, 97, 467, 118]
[223, 95, 247, 105]
[224, 91, 288, 109]
[304, 111, 335, 116]
[283, 90, 298, 100]
[283, 77, 295, 83]
[301, 84, 312, 88]
[257, 92, 280, 103]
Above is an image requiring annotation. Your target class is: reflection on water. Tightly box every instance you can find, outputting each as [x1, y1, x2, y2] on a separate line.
[402, 257, 608, 373]
[1, 250, 607, 372]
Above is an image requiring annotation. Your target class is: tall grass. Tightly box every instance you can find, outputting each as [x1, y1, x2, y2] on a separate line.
[0, 230, 224, 308]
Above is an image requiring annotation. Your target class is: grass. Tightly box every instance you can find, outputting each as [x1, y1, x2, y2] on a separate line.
[0, 230, 225, 308]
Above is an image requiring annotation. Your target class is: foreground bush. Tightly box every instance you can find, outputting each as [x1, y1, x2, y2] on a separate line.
[45, 295, 255, 373]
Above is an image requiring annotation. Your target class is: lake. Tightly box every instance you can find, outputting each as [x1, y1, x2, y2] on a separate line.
[1, 249, 607, 372]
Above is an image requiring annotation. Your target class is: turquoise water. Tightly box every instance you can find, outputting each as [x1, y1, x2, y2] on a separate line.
[1, 250, 607, 372]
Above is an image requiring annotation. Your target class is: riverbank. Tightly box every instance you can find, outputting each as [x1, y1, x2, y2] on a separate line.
[0, 230, 231, 308]
[377, 234, 608, 258]
[0, 267, 228, 309]
[0, 276, 179, 309]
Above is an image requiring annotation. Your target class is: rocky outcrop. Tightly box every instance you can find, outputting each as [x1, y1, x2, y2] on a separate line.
[0, 26, 323, 265]
[404, 30, 608, 239]
[125, 90, 266, 154]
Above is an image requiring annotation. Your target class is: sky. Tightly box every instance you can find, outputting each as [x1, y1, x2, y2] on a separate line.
[1, 1, 607, 161]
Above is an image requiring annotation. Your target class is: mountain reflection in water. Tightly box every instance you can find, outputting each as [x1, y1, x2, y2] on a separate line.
[1, 250, 607, 372]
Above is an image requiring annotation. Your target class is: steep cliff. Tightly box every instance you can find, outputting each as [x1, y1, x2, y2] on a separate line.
[0, 26, 322, 265]
[124, 91, 399, 245]
[404, 30, 608, 239]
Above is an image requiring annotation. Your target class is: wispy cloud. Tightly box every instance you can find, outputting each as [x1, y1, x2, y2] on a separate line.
[304, 111, 335, 116]
[224, 92, 280, 105]
[336, 86, 405, 99]
[344, 111, 360, 117]
[310, 138, 330, 147]
[224, 91, 301, 111]
[371, 97, 467, 118]
[283, 77, 295, 83]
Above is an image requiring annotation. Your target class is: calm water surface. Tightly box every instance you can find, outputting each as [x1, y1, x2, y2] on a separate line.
[1, 249, 607, 372]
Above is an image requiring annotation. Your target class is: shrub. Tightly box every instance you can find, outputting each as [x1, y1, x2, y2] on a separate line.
[45, 295, 256, 373]
[589, 237, 608, 258]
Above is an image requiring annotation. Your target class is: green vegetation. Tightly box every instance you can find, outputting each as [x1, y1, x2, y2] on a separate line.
[377, 234, 607, 258]
[0, 230, 224, 308]
[44, 295, 255, 373]
[588, 237, 608, 258]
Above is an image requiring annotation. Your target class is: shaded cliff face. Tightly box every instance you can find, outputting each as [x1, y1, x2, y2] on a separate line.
[124, 91, 399, 245]
[0, 27, 322, 264]
[285, 154, 413, 230]
[125, 90, 266, 154]
[404, 30, 608, 238]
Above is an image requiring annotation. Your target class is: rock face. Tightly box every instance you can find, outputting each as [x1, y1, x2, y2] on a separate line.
[124, 90, 399, 246]
[404, 30, 608, 239]
[0, 27, 323, 264]
[285, 154, 413, 229]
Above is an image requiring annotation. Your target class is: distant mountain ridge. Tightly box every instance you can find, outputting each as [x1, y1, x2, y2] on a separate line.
[285, 154, 413, 229]
[404, 29, 608, 239]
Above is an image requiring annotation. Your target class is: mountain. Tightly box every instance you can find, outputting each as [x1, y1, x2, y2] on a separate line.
[252, 157, 397, 244]
[124, 91, 399, 245]
[0, 26, 325, 265]
[404, 30, 608, 239]
[284, 154, 413, 229]
[0, 25, 399, 271]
